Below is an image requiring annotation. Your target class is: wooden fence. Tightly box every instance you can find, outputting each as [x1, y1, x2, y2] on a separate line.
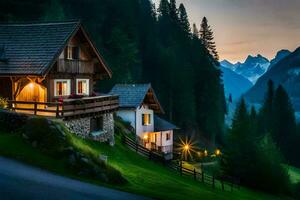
[8, 95, 119, 118]
[122, 134, 240, 192]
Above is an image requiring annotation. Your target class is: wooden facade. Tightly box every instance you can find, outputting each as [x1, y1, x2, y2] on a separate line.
[0, 21, 117, 118]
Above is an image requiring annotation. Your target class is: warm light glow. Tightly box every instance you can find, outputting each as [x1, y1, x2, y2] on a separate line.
[29, 82, 34, 89]
[215, 149, 221, 156]
[176, 137, 197, 161]
[204, 150, 208, 157]
[143, 135, 148, 140]
[184, 144, 190, 151]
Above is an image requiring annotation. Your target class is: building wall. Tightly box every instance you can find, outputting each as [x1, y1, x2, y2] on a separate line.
[116, 110, 136, 128]
[64, 113, 115, 145]
[116, 105, 154, 138]
[161, 130, 173, 147]
[148, 130, 173, 147]
[136, 105, 154, 138]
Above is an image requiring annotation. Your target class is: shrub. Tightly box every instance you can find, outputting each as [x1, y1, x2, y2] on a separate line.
[22, 117, 67, 156]
[0, 110, 28, 132]
[0, 97, 8, 109]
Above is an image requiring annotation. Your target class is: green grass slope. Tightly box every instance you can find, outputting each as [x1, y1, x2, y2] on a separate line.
[287, 165, 300, 184]
[0, 127, 290, 200]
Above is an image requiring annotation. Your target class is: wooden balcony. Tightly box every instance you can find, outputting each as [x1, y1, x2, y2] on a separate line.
[58, 59, 94, 74]
[7, 95, 119, 119]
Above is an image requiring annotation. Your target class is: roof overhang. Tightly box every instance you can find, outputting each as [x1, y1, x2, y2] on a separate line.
[42, 22, 112, 78]
[140, 87, 165, 114]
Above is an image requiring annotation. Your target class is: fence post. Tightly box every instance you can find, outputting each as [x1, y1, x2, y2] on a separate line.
[193, 168, 196, 180]
[136, 143, 139, 152]
[56, 104, 59, 118]
[231, 182, 233, 192]
[202, 171, 204, 183]
[149, 150, 152, 160]
[222, 180, 224, 191]
[34, 101, 37, 115]
[180, 160, 182, 176]
[212, 175, 215, 189]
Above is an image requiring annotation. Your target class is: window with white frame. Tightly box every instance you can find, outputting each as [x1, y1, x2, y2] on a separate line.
[76, 79, 89, 95]
[54, 79, 71, 96]
[142, 114, 151, 126]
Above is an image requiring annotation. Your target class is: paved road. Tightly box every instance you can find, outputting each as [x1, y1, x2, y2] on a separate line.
[0, 157, 151, 200]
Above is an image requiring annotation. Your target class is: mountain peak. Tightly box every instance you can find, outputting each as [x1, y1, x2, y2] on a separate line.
[269, 49, 291, 70]
[245, 54, 269, 64]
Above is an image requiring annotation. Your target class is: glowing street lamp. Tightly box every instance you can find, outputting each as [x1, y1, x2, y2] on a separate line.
[184, 144, 190, 151]
[215, 149, 221, 156]
[204, 150, 208, 157]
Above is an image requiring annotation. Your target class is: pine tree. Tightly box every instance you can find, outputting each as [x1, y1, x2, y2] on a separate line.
[158, 0, 170, 17]
[169, 0, 178, 22]
[273, 85, 297, 158]
[222, 99, 290, 193]
[192, 23, 199, 39]
[259, 79, 275, 135]
[228, 93, 233, 103]
[178, 3, 190, 34]
[200, 17, 219, 61]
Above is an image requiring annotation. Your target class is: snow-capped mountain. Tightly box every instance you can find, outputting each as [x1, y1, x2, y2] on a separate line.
[221, 50, 292, 84]
[245, 47, 300, 114]
[221, 54, 270, 84]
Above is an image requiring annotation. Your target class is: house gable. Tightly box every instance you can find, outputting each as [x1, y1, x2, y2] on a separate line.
[109, 84, 164, 114]
[0, 21, 111, 78]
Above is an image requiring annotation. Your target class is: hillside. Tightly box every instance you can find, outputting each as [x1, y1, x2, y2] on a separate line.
[0, 116, 289, 200]
[245, 47, 300, 112]
[221, 67, 253, 100]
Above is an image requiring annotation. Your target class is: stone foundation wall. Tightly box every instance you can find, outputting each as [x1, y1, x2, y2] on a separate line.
[64, 113, 115, 146]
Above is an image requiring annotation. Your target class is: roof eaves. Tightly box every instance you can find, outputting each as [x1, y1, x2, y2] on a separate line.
[79, 25, 112, 78]
[40, 21, 81, 76]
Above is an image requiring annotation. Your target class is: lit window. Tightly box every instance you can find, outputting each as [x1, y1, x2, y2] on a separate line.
[54, 79, 71, 96]
[166, 133, 171, 141]
[65, 46, 79, 60]
[142, 114, 151, 126]
[76, 79, 89, 95]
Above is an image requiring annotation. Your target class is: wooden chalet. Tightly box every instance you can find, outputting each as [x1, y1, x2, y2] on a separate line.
[0, 21, 118, 119]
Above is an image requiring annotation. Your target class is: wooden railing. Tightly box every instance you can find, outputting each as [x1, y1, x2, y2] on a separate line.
[8, 95, 119, 118]
[58, 59, 94, 74]
[122, 134, 240, 192]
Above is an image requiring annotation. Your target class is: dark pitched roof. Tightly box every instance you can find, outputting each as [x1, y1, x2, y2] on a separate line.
[109, 84, 164, 113]
[0, 21, 111, 77]
[154, 115, 178, 132]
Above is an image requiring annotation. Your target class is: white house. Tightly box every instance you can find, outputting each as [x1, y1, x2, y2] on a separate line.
[109, 84, 177, 156]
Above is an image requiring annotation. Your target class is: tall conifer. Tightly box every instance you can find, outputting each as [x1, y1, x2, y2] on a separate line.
[178, 3, 190, 34]
[169, 0, 178, 22]
[200, 17, 219, 61]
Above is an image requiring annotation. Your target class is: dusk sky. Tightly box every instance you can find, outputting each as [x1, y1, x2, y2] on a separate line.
[153, 0, 300, 63]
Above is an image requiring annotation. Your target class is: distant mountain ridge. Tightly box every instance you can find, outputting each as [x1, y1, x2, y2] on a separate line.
[268, 49, 291, 70]
[221, 54, 270, 83]
[221, 66, 253, 100]
[245, 47, 300, 112]
[221, 50, 292, 84]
